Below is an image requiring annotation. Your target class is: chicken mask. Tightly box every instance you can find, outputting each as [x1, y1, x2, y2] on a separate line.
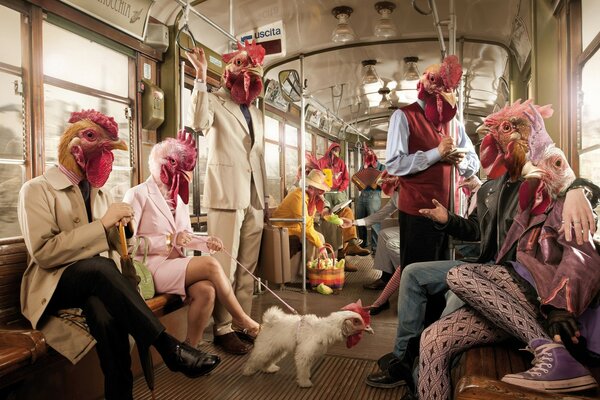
[222, 40, 266, 105]
[362, 143, 378, 168]
[417, 55, 463, 128]
[379, 171, 401, 197]
[149, 130, 197, 206]
[479, 99, 553, 181]
[341, 300, 372, 348]
[58, 110, 127, 188]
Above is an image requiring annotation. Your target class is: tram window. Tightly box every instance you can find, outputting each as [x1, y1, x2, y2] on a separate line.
[0, 6, 25, 238]
[582, 0, 600, 50]
[284, 124, 298, 147]
[316, 135, 327, 157]
[284, 146, 299, 192]
[305, 132, 313, 152]
[265, 115, 280, 141]
[264, 141, 281, 204]
[579, 52, 600, 185]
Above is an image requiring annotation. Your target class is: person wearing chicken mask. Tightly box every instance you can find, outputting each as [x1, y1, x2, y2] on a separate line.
[186, 42, 267, 355]
[385, 55, 480, 269]
[18, 111, 220, 400]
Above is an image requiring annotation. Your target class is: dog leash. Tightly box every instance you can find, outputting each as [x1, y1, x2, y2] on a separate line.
[193, 235, 299, 315]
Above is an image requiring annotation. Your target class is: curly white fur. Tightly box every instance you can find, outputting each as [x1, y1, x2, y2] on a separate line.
[242, 306, 371, 388]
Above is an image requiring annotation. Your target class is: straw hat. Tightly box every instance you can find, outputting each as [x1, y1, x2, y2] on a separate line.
[305, 169, 330, 192]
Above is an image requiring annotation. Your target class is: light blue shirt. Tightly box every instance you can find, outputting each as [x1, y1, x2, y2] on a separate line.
[385, 100, 479, 178]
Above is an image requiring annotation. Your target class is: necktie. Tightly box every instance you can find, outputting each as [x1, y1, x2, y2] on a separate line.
[79, 179, 92, 223]
[239, 104, 255, 146]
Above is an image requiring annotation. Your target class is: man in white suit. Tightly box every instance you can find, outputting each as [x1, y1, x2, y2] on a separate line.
[187, 41, 267, 355]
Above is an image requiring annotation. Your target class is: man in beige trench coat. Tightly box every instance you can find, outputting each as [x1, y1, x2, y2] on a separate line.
[187, 41, 268, 355]
[18, 110, 219, 399]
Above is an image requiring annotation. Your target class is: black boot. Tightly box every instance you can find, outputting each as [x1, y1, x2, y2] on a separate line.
[154, 332, 221, 378]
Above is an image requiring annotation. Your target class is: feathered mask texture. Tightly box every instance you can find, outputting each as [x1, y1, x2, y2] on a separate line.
[362, 143, 378, 168]
[222, 40, 266, 105]
[341, 300, 372, 348]
[479, 99, 553, 181]
[149, 130, 197, 206]
[379, 170, 401, 197]
[417, 55, 463, 127]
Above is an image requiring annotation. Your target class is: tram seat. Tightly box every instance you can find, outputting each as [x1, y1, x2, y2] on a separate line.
[0, 237, 183, 392]
[452, 339, 600, 400]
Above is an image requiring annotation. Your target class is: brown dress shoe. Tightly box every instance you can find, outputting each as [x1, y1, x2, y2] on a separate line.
[213, 332, 252, 355]
[345, 241, 371, 256]
[363, 278, 387, 290]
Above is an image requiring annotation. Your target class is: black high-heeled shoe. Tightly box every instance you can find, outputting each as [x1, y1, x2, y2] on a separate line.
[369, 300, 390, 315]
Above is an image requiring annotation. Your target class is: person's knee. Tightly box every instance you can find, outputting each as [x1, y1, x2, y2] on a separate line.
[189, 281, 216, 304]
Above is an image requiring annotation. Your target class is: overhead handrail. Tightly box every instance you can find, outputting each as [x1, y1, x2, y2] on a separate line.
[173, 0, 237, 43]
[175, 0, 197, 52]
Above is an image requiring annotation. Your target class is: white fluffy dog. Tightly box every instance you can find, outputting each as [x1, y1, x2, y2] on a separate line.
[242, 300, 373, 387]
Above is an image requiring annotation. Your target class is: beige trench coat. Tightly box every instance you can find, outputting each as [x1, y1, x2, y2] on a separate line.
[18, 166, 123, 363]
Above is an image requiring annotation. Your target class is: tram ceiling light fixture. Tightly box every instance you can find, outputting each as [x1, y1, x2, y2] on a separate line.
[331, 6, 356, 43]
[374, 1, 397, 38]
[361, 59, 381, 85]
[403, 57, 420, 81]
[377, 87, 392, 108]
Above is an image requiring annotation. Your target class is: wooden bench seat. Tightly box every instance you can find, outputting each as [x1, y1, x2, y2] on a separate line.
[0, 237, 183, 392]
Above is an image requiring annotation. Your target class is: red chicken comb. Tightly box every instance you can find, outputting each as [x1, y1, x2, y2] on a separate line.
[222, 40, 266, 66]
[440, 55, 462, 91]
[342, 299, 371, 327]
[68, 109, 118, 139]
[175, 129, 197, 171]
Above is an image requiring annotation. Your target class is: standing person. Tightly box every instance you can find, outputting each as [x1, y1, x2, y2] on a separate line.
[124, 131, 260, 349]
[385, 55, 479, 268]
[187, 41, 267, 355]
[354, 144, 386, 253]
[18, 110, 220, 400]
[317, 143, 370, 258]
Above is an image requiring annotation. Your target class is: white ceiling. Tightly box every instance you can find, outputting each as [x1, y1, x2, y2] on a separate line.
[150, 0, 530, 145]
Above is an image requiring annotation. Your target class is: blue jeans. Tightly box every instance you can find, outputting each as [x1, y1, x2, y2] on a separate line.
[356, 190, 381, 250]
[393, 259, 464, 359]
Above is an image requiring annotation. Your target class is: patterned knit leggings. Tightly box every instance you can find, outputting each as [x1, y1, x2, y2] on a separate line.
[418, 263, 547, 400]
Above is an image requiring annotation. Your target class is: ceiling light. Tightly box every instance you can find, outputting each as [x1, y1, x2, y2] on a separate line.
[361, 59, 381, 85]
[403, 56, 420, 81]
[378, 87, 392, 108]
[331, 6, 356, 43]
[374, 1, 397, 38]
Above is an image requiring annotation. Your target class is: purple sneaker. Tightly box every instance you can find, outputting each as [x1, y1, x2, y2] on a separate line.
[502, 338, 598, 393]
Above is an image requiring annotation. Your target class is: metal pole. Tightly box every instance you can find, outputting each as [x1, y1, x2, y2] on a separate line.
[300, 54, 307, 293]
[180, 61, 185, 131]
[448, 0, 457, 260]
[174, 0, 237, 43]
[430, 0, 447, 59]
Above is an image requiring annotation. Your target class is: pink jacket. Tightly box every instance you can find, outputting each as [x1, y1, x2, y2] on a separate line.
[123, 177, 208, 268]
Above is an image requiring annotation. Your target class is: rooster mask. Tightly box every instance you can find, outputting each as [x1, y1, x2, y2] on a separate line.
[479, 99, 553, 181]
[417, 55, 463, 128]
[222, 40, 266, 106]
[58, 109, 128, 188]
[518, 104, 575, 215]
[341, 300, 372, 348]
[149, 130, 197, 206]
[362, 143, 378, 168]
[379, 171, 401, 197]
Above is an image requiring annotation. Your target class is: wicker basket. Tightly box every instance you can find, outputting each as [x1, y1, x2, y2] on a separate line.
[307, 244, 344, 290]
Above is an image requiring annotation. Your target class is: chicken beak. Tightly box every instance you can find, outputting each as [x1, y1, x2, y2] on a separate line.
[183, 170, 193, 182]
[521, 161, 543, 179]
[439, 91, 457, 108]
[476, 124, 490, 136]
[111, 139, 128, 152]
[364, 326, 374, 334]
[247, 65, 264, 77]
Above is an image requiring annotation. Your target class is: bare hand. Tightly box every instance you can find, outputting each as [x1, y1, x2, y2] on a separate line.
[185, 47, 208, 80]
[176, 232, 193, 247]
[206, 236, 223, 253]
[419, 199, 449, 224]
[318, 246, 329, 257]
[101, 202, 133, 229]
[340, 217, 353, 229]
[561, 188, 596, 245]
[321, 208, 331, 218]
[437, 136, 455, 158]
[442, 151, 465, 165]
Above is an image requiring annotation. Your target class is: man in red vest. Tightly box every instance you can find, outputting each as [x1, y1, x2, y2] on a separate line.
[385, 56, 479, 269]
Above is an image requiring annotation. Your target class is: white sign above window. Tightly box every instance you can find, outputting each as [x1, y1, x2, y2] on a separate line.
[60, 0, 154, 40]
[237, 20, 286, 58]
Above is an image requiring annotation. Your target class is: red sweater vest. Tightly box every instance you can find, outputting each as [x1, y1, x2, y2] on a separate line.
[397, 102, 451, 216]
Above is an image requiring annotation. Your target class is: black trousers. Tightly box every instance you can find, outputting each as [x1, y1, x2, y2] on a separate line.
[46, 256, 165, 400]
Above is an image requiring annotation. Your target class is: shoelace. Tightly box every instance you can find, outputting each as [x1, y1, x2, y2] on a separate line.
[522, 342, 563, 376]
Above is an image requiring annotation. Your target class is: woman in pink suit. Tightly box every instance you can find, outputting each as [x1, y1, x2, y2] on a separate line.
[124, 132, 260, 348]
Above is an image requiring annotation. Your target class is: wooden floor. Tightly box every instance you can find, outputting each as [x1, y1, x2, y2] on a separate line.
[131, 255, 409, 399]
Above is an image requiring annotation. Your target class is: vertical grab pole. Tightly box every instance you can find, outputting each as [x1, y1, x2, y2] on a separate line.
[447, 0, 457, 260]
[300, 54, 307, 292]
[180, 61, 186, 131]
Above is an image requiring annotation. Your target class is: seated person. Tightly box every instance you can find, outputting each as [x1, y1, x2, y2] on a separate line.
[18, 110, 219, 400]
[272, 169, 347, 264]
[317, 143, 370, 257]
[365, 100, 598, 395]
[354, 171, 401, 292]
[124, 132, 260, 351]
[417, 104, 600, 400]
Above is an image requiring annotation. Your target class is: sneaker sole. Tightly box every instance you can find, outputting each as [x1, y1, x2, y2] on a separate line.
[502, 374, 598, 392]
[366, 378, 407, 389]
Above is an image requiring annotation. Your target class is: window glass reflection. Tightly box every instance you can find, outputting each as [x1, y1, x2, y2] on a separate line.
[581, 52, 600, 149]
[284, 124, 298, 147]
[0, 164, 25, 237]
[265, 115, 280, 141]
[0, 6, 21, 67]
[0, 74, 24, 160]
[265, 141, 281, 203]
[285, 146, 299, 192]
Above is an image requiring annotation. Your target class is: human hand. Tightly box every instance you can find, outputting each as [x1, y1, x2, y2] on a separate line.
[561, 188, 595, 245]
[318, 246, 329, 257]
[442, 151, 465, 165]
[418, 199, 449, 224]
[206, 236, 223, 253]
[185, 47, 208, 80]
[321, 208, 331, 218]
[176, 232, 193, 247]
[101, 202, 133, 229]
[437, 136, 455, 158]
[340, 217, 353, 229]
[545, 307, 580, 344]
